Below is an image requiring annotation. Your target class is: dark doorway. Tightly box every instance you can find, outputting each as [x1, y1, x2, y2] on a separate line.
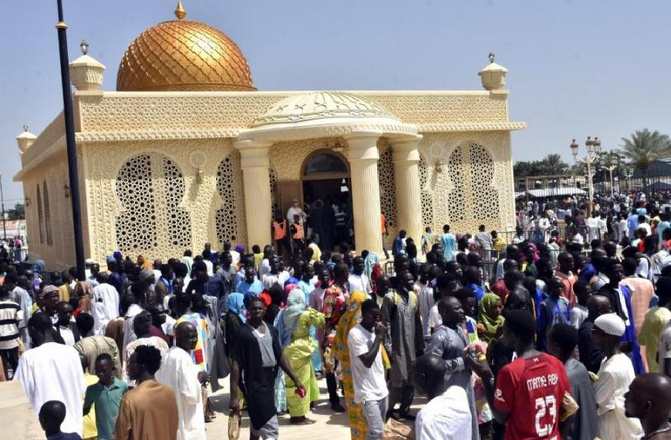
[303, 179, 349, 204]
[301, 150, 353, 251]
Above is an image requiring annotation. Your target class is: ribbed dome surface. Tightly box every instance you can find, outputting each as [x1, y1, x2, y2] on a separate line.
[116, 19, 255, 92]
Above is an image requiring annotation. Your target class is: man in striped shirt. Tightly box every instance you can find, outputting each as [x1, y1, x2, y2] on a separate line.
[0, 285, 22, 379]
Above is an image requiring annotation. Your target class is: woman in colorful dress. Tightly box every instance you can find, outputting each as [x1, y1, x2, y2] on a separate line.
[332, 290, 368, 440]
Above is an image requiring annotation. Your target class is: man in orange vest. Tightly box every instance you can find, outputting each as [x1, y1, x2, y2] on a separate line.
[272, 214, 289, 257]
[381, 213, 389, 259]
[290, 214, 306, 258]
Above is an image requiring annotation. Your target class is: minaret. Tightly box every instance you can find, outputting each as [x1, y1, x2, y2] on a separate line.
[69, 40, 106, 91]
[16, 125, 37, 156]
[478, 52, 508, 91]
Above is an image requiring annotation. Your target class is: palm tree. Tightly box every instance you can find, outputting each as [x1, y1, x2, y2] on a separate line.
[618, 129, 671, 189]
[541, 154, 569, 175]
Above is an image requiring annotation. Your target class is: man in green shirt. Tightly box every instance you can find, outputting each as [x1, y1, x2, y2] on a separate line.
[84, 353, 128, 440]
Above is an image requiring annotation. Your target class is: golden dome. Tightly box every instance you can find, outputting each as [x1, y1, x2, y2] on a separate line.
[116, 3, 255, 92]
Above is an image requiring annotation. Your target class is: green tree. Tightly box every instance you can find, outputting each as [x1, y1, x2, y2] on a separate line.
[514, 155, 569, 179]
[6, 203, 24, 220]
[540, 154, 568, 175]
[618, 129, 671, 189]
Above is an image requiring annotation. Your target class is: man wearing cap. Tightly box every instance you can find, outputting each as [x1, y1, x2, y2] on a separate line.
[35, 285, 60, 325]
[592, 313, 643, 440]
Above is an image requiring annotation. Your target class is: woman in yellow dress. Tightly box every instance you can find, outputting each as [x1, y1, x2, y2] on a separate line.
[282, 288, 325, 424]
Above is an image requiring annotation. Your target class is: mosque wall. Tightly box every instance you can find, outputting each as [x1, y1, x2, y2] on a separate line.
[80, 138, 246, 265]
[417, 131, 516, 235]
[73, 91, 511, 134]
[22, 160, 76, 270]
[18, 91, 520, 268]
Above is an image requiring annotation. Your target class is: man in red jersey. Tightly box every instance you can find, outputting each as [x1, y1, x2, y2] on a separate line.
[466, 309, 577, 440]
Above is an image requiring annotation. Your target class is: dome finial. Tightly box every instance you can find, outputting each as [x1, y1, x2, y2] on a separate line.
[488, 51, 495, 63]
[22, 124, 29, 132]
[175, 0, 186, 20]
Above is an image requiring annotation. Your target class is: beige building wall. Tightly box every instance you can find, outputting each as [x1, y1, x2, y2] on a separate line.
[80, 138, 246, 265]
[418, 131, 516, 235]
[16, 90, 522, 268]
[22, 160, 77, 269]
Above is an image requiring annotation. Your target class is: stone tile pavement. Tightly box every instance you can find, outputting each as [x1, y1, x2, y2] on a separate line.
[205, 377, 421, 440]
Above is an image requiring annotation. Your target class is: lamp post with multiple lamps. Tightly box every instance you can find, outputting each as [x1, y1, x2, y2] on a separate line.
[570, 136, 601, 215]
[623, 165, 633, 193]
[602, 163, 617, 198]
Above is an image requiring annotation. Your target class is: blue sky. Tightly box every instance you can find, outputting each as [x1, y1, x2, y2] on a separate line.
[2, 0, 670, 203]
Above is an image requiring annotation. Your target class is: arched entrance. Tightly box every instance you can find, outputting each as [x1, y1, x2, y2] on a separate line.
[301, 150, 352, 250]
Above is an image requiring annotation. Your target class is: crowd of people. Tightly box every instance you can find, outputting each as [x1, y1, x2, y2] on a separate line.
[1, 192, 671, 440]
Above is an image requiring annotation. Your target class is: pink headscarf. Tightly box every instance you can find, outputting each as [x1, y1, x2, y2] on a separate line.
[283, 283, 297, 305]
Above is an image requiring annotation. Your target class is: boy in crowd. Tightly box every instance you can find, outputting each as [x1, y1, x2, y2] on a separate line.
[84, 353, 128, 440]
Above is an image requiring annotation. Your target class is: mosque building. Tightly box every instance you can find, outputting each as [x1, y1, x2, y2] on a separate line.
[15, 1, 525, 268]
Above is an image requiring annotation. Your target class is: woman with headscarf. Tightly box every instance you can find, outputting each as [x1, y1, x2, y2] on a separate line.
[276, 288, 324, 424]
[136, 254, 151, 270]
[74, 281, 94, 315]
[363, 252, 379, 282]
[332, 290, 368, 440]
[225, 292, 247, 410]
[262, 284, 283, 326]
[474, 293, 505, 438]
[364, 253, 384, 299]
[477, 293, 505, 344]
[224, 293, 246, 359]
[271, 285, 297, 416]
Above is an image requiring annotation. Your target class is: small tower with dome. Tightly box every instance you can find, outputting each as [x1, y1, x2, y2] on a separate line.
[479, 52, 508, 91]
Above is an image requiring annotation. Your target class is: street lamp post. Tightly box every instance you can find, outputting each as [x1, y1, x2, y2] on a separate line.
[602, 164, 616, 198]
[623, 166, 633, 193]
[56, 0, 86, 280]
[570, 137, 601, 215]
[0, 173, 6, 242]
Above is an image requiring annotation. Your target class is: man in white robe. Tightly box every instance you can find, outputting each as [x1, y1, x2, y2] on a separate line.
[347, 256, 372, 294]
[14, 313, 86, 437]
[157, 321, 207, 440]
[413, 353, 472, 440]
[592, 313, 643, 440]
[92, 273, 120, 335]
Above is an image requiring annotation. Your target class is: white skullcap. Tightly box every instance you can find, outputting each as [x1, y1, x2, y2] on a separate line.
[594, 313, 625, 337]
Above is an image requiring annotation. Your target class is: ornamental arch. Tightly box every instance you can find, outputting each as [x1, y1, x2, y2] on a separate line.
[114, 152, 192, 256]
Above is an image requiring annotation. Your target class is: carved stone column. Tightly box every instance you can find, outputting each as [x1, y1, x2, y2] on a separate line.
[235, 140, 274, 249]
[345, 133, 383, 255]
[391, 136, 423, 242]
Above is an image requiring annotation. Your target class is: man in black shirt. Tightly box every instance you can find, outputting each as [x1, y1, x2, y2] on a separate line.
[578, 294, 612, 373]
[230, 296, 305, 438]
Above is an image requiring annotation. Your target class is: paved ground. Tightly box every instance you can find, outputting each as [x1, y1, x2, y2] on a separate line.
[205, 377, 421, 440]
[0, 381, 43, 440]
[0, 375, 420, 440]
